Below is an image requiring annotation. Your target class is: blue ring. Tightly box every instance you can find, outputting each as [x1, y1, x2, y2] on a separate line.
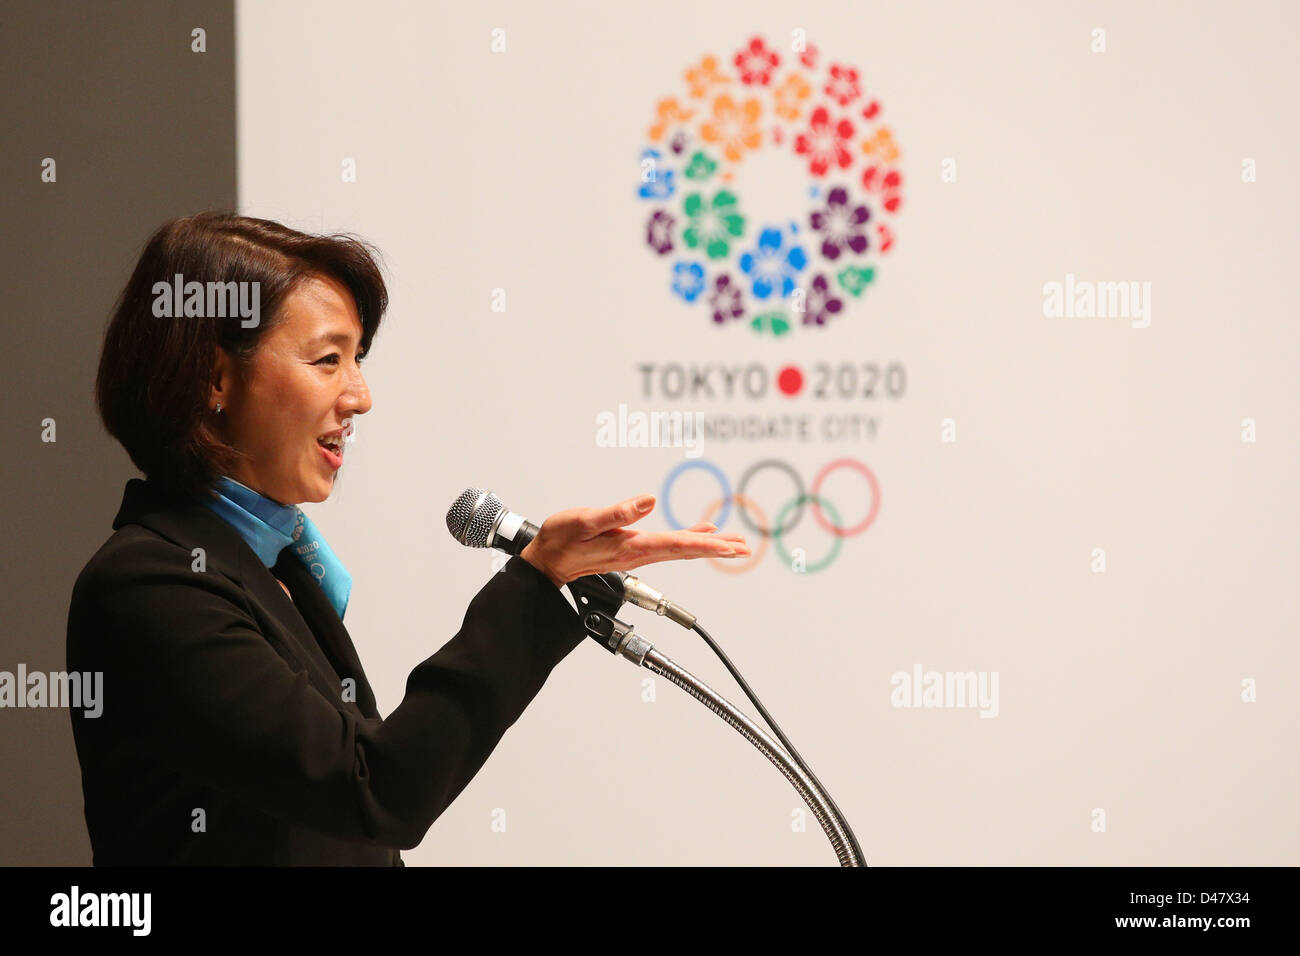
[661, 459, 732, 531]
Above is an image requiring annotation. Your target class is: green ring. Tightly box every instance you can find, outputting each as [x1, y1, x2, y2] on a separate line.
[773, 493, 843, 573]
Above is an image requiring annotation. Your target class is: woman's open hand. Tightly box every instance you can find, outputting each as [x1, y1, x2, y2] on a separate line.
[518, 493, 750, 588]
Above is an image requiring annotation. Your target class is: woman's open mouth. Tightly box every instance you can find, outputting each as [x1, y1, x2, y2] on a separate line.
[316, 432, 344, 469]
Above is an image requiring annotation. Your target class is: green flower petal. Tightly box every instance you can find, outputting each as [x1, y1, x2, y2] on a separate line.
[837, 266, 876, 296]
[706, 238, 730, 259]
[683, 226, 701, 248]
[685, 151, 718, 180]
[683, 193, 702, 217]
[723, 214, 745, 237]
[751, 312, 791, 336]
[712, 189, 737, 209]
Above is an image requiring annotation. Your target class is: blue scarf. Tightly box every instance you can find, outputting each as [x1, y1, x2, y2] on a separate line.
[202, 476, 353, 621]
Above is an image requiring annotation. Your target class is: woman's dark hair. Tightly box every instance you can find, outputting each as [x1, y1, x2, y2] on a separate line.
[96, 212, 387, 501]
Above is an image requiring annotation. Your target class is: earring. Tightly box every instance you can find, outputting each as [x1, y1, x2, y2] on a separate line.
[215, 402, 223, 414]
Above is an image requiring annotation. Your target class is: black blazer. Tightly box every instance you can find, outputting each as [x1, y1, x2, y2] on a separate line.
[66, 478, 587, 865]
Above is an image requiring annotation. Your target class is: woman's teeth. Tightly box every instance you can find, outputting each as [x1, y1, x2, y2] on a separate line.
[317, 436, 342, 454]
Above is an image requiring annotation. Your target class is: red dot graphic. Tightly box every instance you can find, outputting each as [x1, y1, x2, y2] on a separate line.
[777, 365, 804, 396]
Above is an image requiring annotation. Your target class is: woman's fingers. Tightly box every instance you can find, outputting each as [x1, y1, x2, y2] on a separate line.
[612, 544, 746, 572]
[582, 494, 657, 537]
[622, 530, 751, 560]
[541, 502, 751, 580]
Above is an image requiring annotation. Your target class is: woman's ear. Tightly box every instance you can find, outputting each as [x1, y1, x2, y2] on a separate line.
[209, 345, 234, 412]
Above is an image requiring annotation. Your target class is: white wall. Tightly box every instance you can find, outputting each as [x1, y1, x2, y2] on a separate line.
[237, 0, 1300, 865]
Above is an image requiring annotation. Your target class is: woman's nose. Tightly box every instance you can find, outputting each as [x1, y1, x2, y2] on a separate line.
[344, 367, 372, 416]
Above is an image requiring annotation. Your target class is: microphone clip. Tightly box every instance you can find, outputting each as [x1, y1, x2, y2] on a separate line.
[566, 572, 650, 664]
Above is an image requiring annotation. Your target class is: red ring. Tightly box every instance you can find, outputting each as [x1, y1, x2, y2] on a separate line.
[810, 458, 880, 537]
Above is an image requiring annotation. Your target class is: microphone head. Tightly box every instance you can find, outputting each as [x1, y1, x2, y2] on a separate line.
[446, 487, 505, 548]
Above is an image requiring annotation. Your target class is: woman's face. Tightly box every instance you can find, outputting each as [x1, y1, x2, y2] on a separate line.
[211, 273, 372, 505]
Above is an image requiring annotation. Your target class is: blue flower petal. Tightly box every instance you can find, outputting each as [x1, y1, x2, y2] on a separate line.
[638, 169, 677, 201]
[758, 227, 784, 253]
[671, 261, 707, 302]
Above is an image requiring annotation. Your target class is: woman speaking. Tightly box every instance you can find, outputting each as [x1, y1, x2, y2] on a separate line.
[67, 212, 750, 865]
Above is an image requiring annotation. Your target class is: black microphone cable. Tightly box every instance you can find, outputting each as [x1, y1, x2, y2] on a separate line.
[688, 619, 865, 866]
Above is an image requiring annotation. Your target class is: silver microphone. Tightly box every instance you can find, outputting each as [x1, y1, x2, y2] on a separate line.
[445, 487, 697, 628]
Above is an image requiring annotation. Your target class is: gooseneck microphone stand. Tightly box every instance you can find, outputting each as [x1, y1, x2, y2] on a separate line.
[567, 571, 865, 868]
[446, 487, 864, 866]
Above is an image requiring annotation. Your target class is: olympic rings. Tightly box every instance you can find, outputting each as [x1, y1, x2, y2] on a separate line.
[772, 494, 843, 573]
[735, 458, 805, 539]
[811, 458, 881, 537]
[699, 494, 770, 574]
[660, 457, 881, 572]
[661, 459, 732, 530]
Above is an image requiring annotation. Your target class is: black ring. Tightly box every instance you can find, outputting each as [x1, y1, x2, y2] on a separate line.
[735, 458, 806, 538]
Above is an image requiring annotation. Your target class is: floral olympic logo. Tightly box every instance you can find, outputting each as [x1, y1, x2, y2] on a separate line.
[637, 35, 904, 336]
[660, 457, 881, 573]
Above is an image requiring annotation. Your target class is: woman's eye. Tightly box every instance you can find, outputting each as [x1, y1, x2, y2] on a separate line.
[315, 351, 364, 367]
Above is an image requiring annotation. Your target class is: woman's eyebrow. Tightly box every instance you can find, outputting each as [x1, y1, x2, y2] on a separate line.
[306, 331, 358, 349]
